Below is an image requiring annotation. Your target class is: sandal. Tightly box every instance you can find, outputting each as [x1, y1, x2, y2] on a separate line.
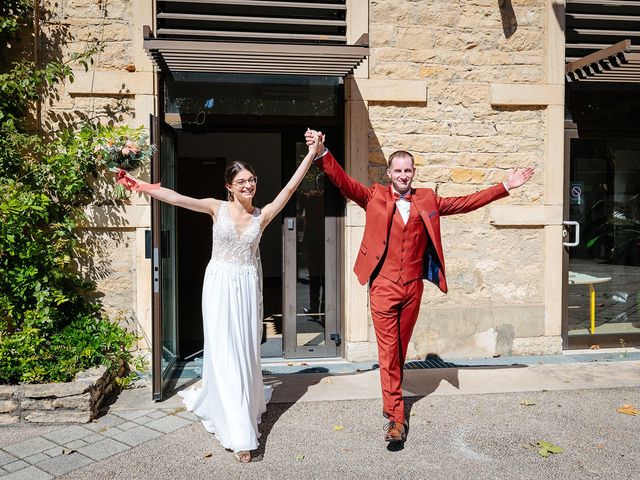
[233, 451, 251, 463]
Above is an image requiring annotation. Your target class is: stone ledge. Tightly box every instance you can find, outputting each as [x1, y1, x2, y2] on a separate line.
[488, 205, 563, 226]
[0, 363, 125, 425]
[490, 84, 564, 107]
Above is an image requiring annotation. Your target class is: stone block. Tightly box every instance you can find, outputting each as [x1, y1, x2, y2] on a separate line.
[25, 411, 92, 424]
[450, 167, 487, 184]
[52, 393, 91, 411]
[0, 399, 18, 413]
[0, 385, 19, 399]
[0, 413, 20, 425]
[512, 336, 562, 355]
[21, 400, 54, 411]
[23, 382, 88, 399]
[74, 366, 108, 383]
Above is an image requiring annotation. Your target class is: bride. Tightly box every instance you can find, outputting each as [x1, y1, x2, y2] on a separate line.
[121, 130, 321, 463]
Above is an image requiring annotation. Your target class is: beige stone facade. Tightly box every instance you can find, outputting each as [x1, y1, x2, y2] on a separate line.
[39, 0, 568, 362]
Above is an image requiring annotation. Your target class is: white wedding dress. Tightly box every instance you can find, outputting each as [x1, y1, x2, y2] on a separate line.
[178, 201, 272, 453]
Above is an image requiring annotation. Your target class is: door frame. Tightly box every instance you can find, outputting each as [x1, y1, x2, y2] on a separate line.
[562, 122, 640, 349]
[281, 127, 343, 358]
[151, 113, 180, 400]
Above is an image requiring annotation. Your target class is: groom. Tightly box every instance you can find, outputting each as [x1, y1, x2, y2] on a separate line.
[305, 130, 534, 443]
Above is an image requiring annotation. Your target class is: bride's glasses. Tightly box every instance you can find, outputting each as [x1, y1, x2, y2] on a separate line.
[232, 176, 258, 187]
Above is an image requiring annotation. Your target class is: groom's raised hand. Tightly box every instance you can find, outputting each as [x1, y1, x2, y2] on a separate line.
[506, 167, 535, 190]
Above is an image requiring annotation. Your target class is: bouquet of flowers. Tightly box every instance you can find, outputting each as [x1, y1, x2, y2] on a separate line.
[93, 125, 155, 199]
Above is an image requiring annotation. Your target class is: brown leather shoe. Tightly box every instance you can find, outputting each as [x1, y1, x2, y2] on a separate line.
[384, 421, 407, 443]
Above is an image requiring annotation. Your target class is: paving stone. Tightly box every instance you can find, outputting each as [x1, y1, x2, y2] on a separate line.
[116, 421, 139, 432]
[43, 447, 63, 458]
[1, 465, 53, 480]
[0, 450, 19, 466]
[145, 415, 192, 434]
[3, 437, 58, 459]
[80, 432, 105, 444]
[175, 410, 198, 421]
[22, 453, 50, 465]
[36, 452, 92, 477]
[83, 415, 125, 431]
[3, 460, 29, 473]
[76, 438, 130, 461]
[43, 425, 93, 444]
[63, 439, 88, 450]
[113, 409, 156, 421]
[131, 414, 157, 426]
[100, 427, 124, 438]
[147, 410, 168, 419]
[110, 425, 163, 447]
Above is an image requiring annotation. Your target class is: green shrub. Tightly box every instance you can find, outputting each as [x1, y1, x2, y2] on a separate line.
[0, 4, 136, 384]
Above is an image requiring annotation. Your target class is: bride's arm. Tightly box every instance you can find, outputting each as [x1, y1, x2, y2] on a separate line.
[260, 130, 320, 228]
[120, 172, 220, 216]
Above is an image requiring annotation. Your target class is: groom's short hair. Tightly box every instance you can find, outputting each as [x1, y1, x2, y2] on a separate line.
[387, 150, 414, 168]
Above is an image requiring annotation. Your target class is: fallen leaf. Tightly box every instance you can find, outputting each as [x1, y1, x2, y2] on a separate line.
[333, 425, 344, 431]
[300, 362, 308, 366]
[62, 448, 76, 455]
[295, 454, 305, 461]
[596, 443, 604, 449]
[536, 440, 564, 458]
[202, 452, 212, 458]
[616, 404, 639, 416]
[520, 400, 536, 406]
[590, 344, 600, 350]
[287, 362, 294, 366]
[324, 378, 332, 384]
[410, 412, 417, 416]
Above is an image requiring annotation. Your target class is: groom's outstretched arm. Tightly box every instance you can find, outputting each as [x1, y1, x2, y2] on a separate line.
[437, 167, 534, 216]
[305, 130, 373, 209]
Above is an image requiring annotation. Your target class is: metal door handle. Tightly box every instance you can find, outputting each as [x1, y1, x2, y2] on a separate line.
[563, 220, 580, 247]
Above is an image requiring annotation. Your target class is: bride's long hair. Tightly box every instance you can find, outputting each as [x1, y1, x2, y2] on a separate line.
[224, 161, 257, 201]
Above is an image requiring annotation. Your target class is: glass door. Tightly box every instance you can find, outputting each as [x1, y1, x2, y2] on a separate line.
[282, 130, 342, 358]
[564, 132, 640, 347]
[151, 116, 179, 400]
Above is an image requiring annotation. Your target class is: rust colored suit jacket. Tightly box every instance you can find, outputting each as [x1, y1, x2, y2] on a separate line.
[315, 151, 509, 293]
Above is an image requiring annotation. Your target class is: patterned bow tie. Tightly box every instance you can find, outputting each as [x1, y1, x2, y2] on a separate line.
[393, 192, 412, 201]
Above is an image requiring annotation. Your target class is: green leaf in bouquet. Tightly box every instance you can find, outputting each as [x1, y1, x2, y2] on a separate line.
[112, 183, 129, 200]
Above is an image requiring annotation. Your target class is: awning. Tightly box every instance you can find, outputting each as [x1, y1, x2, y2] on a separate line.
[566, 39, 640, 83]
[143, 29, 368, 77]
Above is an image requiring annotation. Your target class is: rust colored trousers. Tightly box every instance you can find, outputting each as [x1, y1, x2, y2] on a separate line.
[369, 275, 424, 424]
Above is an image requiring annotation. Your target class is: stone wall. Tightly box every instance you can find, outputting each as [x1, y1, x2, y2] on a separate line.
[0, 366, 121, 425]
[351, 0, 553, 359]
[37, 0, 154, 348]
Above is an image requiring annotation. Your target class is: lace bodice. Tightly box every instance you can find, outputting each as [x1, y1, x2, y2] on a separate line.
[210, 201, 262, 267]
